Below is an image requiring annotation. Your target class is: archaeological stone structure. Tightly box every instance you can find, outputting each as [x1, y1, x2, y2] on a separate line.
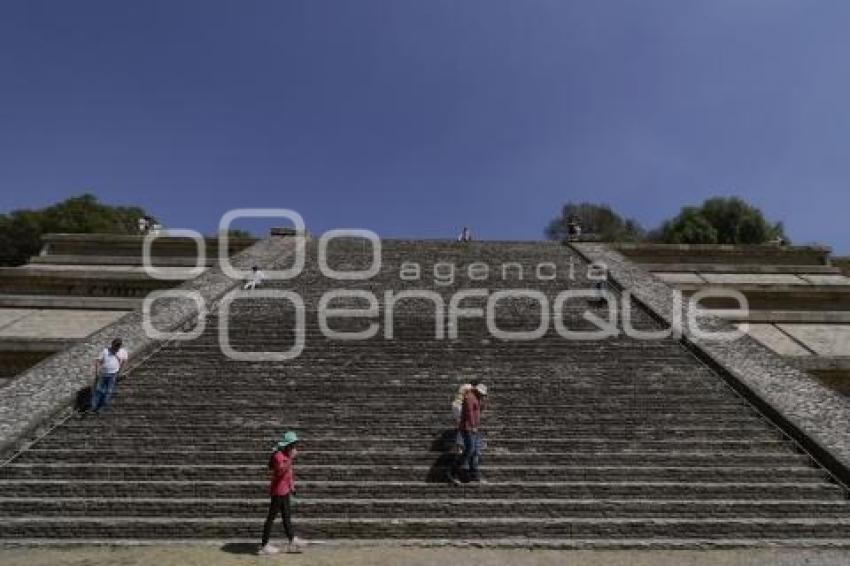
[0, 232, 848, 545]
[0, 233, 255, 385]
[610, 243, 850, 396]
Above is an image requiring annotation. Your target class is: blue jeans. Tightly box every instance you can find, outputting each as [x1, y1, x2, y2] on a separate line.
[90, 373, 117, 412]
[457, 431, 481, 480]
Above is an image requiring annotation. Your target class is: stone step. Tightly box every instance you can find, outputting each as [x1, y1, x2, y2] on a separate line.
[199, 324, 666, 336]
[1, 480, 843, 500]
[128, 359, 714, 369]
[152, 337, 691, 348]
[54, 423, 782, 440]
[129, 352, 708, 363]
[127, 366, 719, 374]
[6, 240, 844, 542]
[117, 390, 734, 402]
[0, 464, 827, 483]
[198, 320, 663, 332]
[106, 399, 749, 411]
[63, 422, 783, 442]
[80, 409, 762, 423]
[125, 364, 720, 374]
[144, 338, 690, 348]
[115, 393, 737, 405]
[2, 497, 848, 519]
[114, 373, 738, 385]
[13, 449, 812, 468]
[66, 404, 764, 421]
[128, 362, 717, 372]
[141, 349, 700, 360]
[2, 516, 850, 539]
[105, 402, 747, 415]
[32, 435, 793, 453]
[118, 383, 731, 396]
[177, 335, 677, 346]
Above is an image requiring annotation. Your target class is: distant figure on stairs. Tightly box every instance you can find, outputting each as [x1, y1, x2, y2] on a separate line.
[244, 265, 266, 290]
[457, 226, 473, 242]
[89, 337, 128, 414]
[259, 431, 305, 555]
[448, 382, 488, 485]
[567, 217, 582, 241]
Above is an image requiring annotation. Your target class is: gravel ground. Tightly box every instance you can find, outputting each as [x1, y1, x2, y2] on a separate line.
[1, 545, 850, 566]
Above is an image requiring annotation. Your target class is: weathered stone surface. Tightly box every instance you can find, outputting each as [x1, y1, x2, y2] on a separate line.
[605, 244, 850, 393]
[653, 273, 706, 285]
[777, 325, 850, 357]
[39, 233, 256, 259]
[0, 239, 848, 544]
[0, 235, 299, 456]
[642, 263, 842, 275]
[0, 310, 32, 331]
[0, 311, 126, 340]
[742, 324, 813, 357]
[800, 275, 850, 286]
[699, 274, 809, 286]
[572, 242, 850, 485]
[613, 243, 831, 266]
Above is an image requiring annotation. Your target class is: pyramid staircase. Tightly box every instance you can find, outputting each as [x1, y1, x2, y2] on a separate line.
[1, 239, 848, 545]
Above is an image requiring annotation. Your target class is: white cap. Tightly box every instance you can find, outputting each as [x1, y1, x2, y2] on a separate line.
[474, 383, 488, 396]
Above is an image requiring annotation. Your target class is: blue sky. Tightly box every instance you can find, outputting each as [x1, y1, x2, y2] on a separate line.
[1, 1, 848, 251]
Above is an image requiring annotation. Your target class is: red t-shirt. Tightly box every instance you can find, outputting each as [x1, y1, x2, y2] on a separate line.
[268, 450, 295, 496]
[459, 393, 480, 432]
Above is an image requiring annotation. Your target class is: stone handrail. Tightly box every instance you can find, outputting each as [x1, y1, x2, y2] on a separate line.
[571, 241, 850, 487]
[0, 234, 299, 456]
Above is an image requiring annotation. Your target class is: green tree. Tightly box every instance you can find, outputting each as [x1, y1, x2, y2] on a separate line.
[654, 197, 786, 245]
[0, 193, 155, 266]
[545, 202, 645, 242]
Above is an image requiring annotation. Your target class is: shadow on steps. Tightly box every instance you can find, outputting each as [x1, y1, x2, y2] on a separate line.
[426, 429, 460, 483]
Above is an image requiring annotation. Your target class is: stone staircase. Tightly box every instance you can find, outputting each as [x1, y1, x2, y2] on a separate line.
[1, 239, 849, 545]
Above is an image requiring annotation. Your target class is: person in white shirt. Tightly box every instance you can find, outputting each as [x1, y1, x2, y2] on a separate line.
[457, 227, 472, 242]
[244, 266, 266, 290]
[90, 338, 128, 413]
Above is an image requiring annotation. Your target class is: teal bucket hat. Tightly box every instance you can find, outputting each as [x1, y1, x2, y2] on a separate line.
[276, 431, 300, 449]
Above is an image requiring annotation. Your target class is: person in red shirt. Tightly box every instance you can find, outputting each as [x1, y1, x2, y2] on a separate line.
[448, 383, 488, 484]
[259, 431, 302, 555]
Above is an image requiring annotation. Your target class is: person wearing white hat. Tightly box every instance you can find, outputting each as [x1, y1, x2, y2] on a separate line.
[448, 382, 488, 484]
[244, 265, 266, 290]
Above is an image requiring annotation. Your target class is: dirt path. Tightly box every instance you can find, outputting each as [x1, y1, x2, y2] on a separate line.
[1, 545, 849, 566]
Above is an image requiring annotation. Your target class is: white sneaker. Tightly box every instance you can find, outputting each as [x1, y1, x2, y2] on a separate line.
[287, 541, 304, 554]
[291, 536, 307, 547]
[258, 543, 280, 555]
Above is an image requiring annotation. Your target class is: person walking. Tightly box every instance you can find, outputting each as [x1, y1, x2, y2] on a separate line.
[259, 431, 303, 555]
[448, 383, 488, 484]
[89, 338, 128, 414]
[451, 380, 476, 424]
[567, 217, 582, 241]
[244, 265, 266, 290]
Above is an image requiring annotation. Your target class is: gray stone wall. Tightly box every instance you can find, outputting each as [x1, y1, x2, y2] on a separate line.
[0, 235, 299, 457]
[572, 242, 850, 486]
